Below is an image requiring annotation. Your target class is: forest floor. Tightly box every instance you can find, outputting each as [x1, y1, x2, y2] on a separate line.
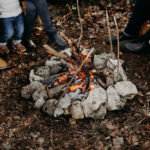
[0, 1, 150, 149]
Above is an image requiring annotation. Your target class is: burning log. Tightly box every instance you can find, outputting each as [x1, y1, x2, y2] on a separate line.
[47, 83, 67, 99]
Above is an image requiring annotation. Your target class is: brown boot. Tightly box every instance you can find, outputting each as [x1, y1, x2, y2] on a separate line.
[0, 45, 9, 54]
[0, 57, 8, 70]
[13, 42, 26, 54]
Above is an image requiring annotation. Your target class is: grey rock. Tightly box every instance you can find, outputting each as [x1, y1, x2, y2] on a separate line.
[42, 99, 57, 116]
[59, 95, 71, 109]
[21, 81, 45, 99]
[82, 87, 107, 119]
[35, 66, 51, 78]
[107, 58, 124, 70]
[54, 107, 64, 117]
[34, 97, 46, 108]
[94, 53, 115, 69]
[45, 60, 62, 68]
[70, 101, 84, 119]
[106, 76, 114, 86]
[107, 86, 126, 110]
[32, 89, 48, 101]
[61, 48, 72, 57]
[115, 81, 138, 99]
[29, 69, 44, 82]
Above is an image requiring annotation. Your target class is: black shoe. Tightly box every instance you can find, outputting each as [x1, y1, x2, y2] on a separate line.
[48, 32, 67, 48]
[22, 39, 36, 51]
[106, 32, 135, 45]
[120, 38, 150, 53]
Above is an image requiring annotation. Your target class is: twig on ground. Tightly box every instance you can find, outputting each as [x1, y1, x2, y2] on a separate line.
[77, 0, 83, 47]
[114, 16, 120, 82]
[106, 9, 113, 58]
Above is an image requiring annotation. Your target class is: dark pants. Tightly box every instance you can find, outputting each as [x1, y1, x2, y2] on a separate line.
[125, 0, 150, 40]
[0, 13, 24, 43]
[24, 0, 56, 39]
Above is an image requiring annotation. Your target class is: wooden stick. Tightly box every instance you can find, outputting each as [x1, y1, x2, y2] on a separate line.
[58, 48, 95, 101]
[106, 9, 113, 58]
[114, 16, 120, 82]
[96, 78, 107, 89]
[43, 44, 68, 60]
[77, 0, 83, 47]
[59, 32, 82, 63]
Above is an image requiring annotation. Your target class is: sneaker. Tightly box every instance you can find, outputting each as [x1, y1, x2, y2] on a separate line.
[0, 57, 8, 70]
[48, 32, 67, 48]
[13, 42, 26, 53]
[0, 45, 9, 55]
[106, 31, 135, 45]
[22, 39, 36, 51]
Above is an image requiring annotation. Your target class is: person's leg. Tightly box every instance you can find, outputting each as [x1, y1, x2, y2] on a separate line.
[13, 13, 26, 53]
[29, 0, 67, 48]
[13, 13, 24, 41]
[24, 0, 38, 39]
[0, 17, 14, 54]
[30, 0, 56, 34]
[23, 0, 37, 51]
[125, 0, 150, 36]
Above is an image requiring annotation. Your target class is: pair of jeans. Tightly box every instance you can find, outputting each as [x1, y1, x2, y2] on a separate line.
[24, 0, 56, 39]
[125, 0, 150, 40]
[0, 13, 24, 43]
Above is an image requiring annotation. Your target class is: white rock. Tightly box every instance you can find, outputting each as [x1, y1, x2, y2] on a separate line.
[82, 87, 107, 119]
[60, 48, 72, 57]
[59, 95, 71, 109]
[94, 53, 115, 69]
[94, 55, 106, 69]
[32, 89, 48, 101]
[115, 81, 138, 99]
[107, 58, 124, 70]
[42, 99, 57, 116]
[113, 67, 127, 82]
[106, 76, 114, 86]
[21, 81, 45, 99]
[118, 66, 127, 81]
[45, 60, 62, 68]
[54, 107, 64, 117]
[70, 101, 84, 119]
[34, 97, 46, 108]
[107, 86, 126, 110]
[29, 69, 44, 83]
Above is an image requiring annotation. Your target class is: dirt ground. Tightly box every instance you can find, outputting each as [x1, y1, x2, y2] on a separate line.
[0, 1, 150, 150]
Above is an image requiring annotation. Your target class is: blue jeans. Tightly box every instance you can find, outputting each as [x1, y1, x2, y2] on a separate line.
[0, 13, 24, 43]
[24, 0, 56, 39]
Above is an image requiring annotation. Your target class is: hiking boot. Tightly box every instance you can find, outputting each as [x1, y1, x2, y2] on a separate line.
[0, 45, 9, 55]
[120, 38, 150, 53]
[48, 32, 67, 48]
[22, 39, 36, 51]
[13, 42, 26, 54]
[106, 31, 135, 45]
[0, 57, 8, 70]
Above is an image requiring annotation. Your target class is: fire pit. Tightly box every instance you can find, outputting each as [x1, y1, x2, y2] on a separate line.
[22, 44, 138, 119]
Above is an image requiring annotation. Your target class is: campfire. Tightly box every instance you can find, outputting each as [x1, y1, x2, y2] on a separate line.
[21, 37, 138, 119]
